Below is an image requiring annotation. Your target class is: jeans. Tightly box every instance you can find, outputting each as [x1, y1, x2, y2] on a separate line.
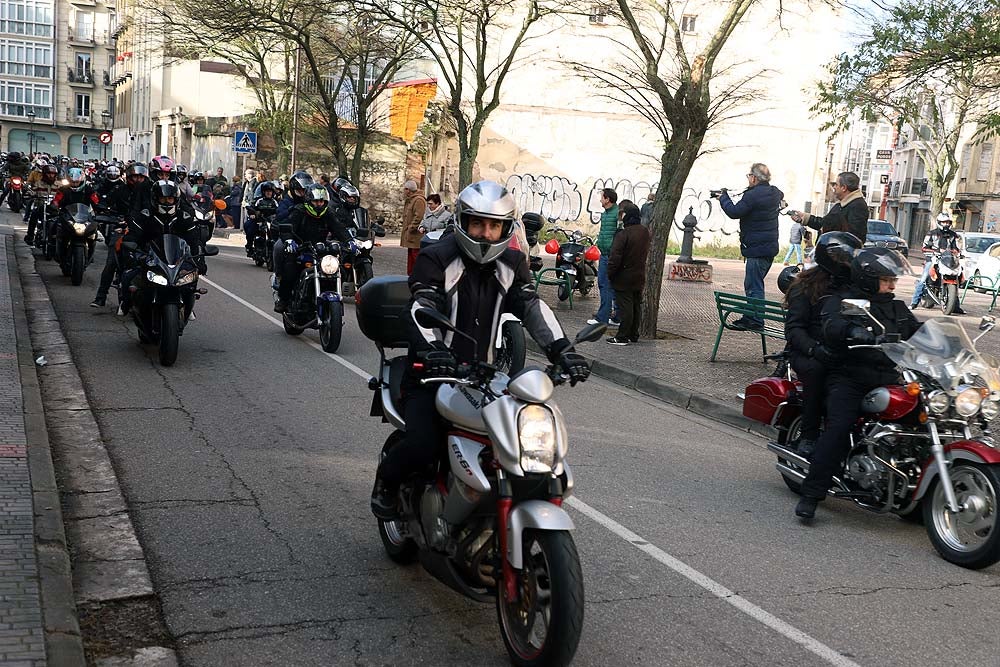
[911, 259, 932, 306]
[743, 256, 774, 324]
[596, 255, 617, 322]
[782, 243, 803, 265]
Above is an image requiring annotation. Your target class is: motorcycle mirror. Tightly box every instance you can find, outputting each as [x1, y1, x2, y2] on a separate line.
[840, 299, 871, 316]
[575, 322, 608, 344]
[414, 307, 454, 332]
[371, 223, 386, 237]
[202, 245, 220, 257]
[980, 316, 996, 331]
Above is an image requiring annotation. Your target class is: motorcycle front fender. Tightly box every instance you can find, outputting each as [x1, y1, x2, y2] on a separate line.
[152, 287, 182, 306]
[507, 500, 575, 569]
[913, 440, 1000, 499]
[317, 290, 341, 305]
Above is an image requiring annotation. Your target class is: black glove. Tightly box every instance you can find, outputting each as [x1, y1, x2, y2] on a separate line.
[811, 344, 839, 366]
[416, 342, 457, 377]
[846, 325, 876, 345]
[558, 351, 591, 386]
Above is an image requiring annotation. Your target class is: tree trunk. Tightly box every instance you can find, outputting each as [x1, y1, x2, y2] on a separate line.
[638, 132, 705, 338]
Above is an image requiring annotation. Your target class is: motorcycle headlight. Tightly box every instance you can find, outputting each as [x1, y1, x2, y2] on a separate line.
[72, 222, 87, 235]
[981, 398, 1000, 421]
[360, 239, 374, 250]
[320, 254, 340, 275]
[954, 386, 983, 417]
[518, 405, 556, 473]
[145, 271, 168, 286]
[176, 270, 198, 286]
[927, 390, 951, 415]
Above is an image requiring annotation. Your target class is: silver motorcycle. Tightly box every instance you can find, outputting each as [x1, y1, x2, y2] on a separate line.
[357, 279, 603, 666]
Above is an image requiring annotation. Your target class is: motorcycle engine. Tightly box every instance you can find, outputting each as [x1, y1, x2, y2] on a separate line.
[847, 454, 884, 490]
[420, 485, 450, 551]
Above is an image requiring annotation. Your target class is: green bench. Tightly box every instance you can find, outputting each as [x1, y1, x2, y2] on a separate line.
[711, 291, 787, 362]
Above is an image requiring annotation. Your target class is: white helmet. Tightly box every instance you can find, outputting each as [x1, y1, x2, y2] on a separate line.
[936, 211, 953, 228]
[453, 181, 516, 264]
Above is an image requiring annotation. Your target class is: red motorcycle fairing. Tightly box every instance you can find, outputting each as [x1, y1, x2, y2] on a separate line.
[912, 440, 1000, 499]
[861, 385, 921, 421]
[743, 376, 799, 424]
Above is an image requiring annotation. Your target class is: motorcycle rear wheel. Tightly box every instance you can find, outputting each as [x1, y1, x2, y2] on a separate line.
[376, 431, 417, 564]
[497, 529, 584, 667]
[776, 416, 804, 494]
[9, 192, 22, 213]
[357, 263, 374, 288]
[494, 320, 526, 376]
[924, 463, 1000, 569]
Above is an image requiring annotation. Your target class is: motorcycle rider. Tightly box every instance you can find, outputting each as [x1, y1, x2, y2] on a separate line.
[244, 180, 278, 256]
[53, 167, 99, 209]
[0, 150, 31, 206]
[172, 164, 194, 201]
[132, 156, 177, 219]
[275, 170, 314, 225]
[782, 232, 863, 460]
[272, 184, 355, 313]
[24, 164, 60, 245]
[90, 164, 149, 308]
[370, 180, 593, 519]
[910, 211, 963, 311]
[794, 247, 920, 519]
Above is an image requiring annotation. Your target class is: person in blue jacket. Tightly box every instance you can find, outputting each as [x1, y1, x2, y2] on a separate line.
[717, 163, 784, 330]
[276, 171, 314, 225]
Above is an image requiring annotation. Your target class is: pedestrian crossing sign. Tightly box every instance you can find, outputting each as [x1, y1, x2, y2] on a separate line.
[233, 131, 257, 154]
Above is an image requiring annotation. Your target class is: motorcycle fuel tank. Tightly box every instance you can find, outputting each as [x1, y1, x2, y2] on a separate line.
[743, 377, 798, 424]
[436, 385, 488, 434]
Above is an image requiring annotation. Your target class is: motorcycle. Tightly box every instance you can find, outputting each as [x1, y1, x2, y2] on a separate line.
[920, 249, 965, 315]
[339, 211, 386, 296]
[273, 225, 345, 353]
[29, 191, 60, 260]
[250, 209, 278, 270]
[120, 235, 218, 366]
[355, 275, 605, 666]
[542, 225, 599, 302]
[55, 203, 98, 286]
[746, 301, 1000, 569]
[7, 175, 24, 212]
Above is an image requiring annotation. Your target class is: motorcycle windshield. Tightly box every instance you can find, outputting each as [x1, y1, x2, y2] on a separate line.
[939, 254, 960, 270]
[881, 318, 1000, 392]
[161, 234, 191, 265]
[64, 204, 91, 223]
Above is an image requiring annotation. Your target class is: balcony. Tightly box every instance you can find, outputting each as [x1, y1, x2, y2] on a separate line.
[67, 68, 95, 86]
[67, 27, 109, 45]
[64, 108, 93, 125]
[908, 178, 929, 196]
[103, 70, 112, 87]
[890, 181, 901, 198]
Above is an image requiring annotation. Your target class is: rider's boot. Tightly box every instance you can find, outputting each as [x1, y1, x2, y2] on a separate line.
[370, 478, 399, 520]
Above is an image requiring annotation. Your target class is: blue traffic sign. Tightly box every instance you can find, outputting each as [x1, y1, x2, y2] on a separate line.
[234, 131, 257, 154]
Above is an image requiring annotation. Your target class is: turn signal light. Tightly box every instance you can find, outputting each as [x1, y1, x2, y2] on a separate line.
[304, 262, 313, 268]
[918, 411, 928, 424]
[906, 382, 921, 396]
[980, 387, 991, 398]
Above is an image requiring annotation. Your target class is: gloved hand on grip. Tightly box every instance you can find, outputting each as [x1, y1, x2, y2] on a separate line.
[846, 325, 876, 346]
[284, 239, 298, 254]
[810, 344, 839, 366]
[558, 351, 590, 386]
[416, 342, 457, 378]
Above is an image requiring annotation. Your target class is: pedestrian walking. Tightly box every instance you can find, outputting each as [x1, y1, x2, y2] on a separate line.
[588, 187, 620, 326]
[640, 193, 655, 226]
[783, 219, 804, 266]
[607, 205, 651, 345]
[400, 179, 426, 274]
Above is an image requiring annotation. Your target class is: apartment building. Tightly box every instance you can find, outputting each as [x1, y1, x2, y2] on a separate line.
[0, 0, 116, 158]
[954, 139, 1000, 233]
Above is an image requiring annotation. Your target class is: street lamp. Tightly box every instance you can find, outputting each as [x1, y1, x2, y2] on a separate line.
[26, 109, 36, 155]
[101, 110, 111, 160]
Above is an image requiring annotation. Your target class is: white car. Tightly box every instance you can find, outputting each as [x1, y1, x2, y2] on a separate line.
[959, 232, 1000, 277]
[967, 240, 1000, 288]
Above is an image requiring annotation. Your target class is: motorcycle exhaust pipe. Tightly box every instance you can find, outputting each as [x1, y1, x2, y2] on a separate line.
[766, 442, 810, 469]
[776, 461, 807, 482]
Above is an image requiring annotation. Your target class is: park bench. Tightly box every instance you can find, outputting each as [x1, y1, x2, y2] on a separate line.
[711, 291, 787, 362]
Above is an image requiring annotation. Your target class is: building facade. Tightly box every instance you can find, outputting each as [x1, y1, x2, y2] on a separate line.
[954, 138, 1000, 233]
[0, 0, 116, 158]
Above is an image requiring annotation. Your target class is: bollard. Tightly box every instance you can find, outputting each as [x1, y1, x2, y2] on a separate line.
[668, 206, 713, 282]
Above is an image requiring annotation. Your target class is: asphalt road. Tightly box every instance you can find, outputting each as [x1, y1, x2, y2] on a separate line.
[7, 209, 1000, 666]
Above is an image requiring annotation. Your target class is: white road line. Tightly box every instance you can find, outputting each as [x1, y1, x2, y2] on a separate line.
[202, 269, 861, 667]
[199, 276, 371, 381]
[566, 496, 862, 667]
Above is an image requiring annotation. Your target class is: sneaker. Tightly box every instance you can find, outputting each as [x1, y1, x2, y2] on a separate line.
[89, 297, 105, 308]
[609, 318, 621, 326]
[606, 336, 629, 346]
[586, 318, 600, 325]
[795, 497, 819, 519]
[370, 479, 399, 520]
[115, 304, 125, 316]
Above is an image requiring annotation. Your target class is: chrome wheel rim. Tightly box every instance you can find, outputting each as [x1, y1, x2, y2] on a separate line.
[500, 537, 551, 660]
[381, 519, 406, 546]
[932, 466, 997, 553]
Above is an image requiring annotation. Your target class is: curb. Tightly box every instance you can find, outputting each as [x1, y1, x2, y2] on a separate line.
[7, 237, 86, 666]
[526, 339, 775, 439]
[14, 242, 178, 665]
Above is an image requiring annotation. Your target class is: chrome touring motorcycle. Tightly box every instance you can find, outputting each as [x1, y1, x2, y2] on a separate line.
[750, 301, 1000, 569]
[356, 276, 603, 666]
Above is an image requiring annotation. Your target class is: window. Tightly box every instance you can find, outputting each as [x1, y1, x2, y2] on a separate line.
[960, 144, 972, 180]
[75, 92, 90, 119]
[106, 93, 113, 116]
[681, 14, 697, 32]
[0, 38, 52, 77]
[588, 4, 609, 24]
[74, 11, 92, 40]
[977, 144, 994, 182]
[75, 51, 91, 77]
[0, 79, 51, 117]
[0, 0, 53, 37]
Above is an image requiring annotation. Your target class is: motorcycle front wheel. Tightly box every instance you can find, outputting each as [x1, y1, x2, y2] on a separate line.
[319, 301, 343, 353]
[924, 463, 1000, 569]
[158, 305, 180, 367]
[497, 529, 584, 667]
[941, 283, 959, 315]
[357, 262, 374, 288]
[70, 245, 85, 285]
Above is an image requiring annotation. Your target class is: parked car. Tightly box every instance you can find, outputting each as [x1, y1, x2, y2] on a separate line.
[958, 232, 1000, 278]
[964, 239, 1000, 290]
[865, 219, 909, 257]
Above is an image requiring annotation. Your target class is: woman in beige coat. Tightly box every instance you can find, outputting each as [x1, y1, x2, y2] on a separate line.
[401, 179, 426, 273]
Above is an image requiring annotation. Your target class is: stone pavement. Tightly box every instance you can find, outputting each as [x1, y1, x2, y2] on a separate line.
[0, 233, 47, 666]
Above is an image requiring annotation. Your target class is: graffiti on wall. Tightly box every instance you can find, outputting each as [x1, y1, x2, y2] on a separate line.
[675, 187, 740, 239]
[586, 178, 658, 222]
[505, 174, 583, 222]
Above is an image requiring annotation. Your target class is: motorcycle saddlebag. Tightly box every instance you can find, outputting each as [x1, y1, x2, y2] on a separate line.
[355, 275, 412, 348]
[742, 377, 797, 424]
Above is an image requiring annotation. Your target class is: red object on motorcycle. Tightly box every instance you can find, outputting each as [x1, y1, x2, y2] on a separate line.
[497, 497, 517, 600]
[912, 440, 1000, 499]
[929, 266, 939, 281]
[742, 376, 798, 424]
[11, 177, 22, 189]
[584, 246, 600, 261]
[544, 239, 560, 254]
[876, 385, 921, 420]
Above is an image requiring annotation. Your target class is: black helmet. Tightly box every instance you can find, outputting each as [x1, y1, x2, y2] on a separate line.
[850, 247, 909, 295]
[815, 231, 862, 280]
[150, 179, 179, 216]
[254, 197, 278, 213]
[337, 181, 360, 209]
[288, 171, 314, 200]
[777, 265, 801, 294]
[303, 184, 329, 217]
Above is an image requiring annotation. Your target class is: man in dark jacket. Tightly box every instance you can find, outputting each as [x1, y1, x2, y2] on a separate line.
[718, 163, 783, 329]
[607, 205, 651, 345]
[790, 171, 869, 242]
